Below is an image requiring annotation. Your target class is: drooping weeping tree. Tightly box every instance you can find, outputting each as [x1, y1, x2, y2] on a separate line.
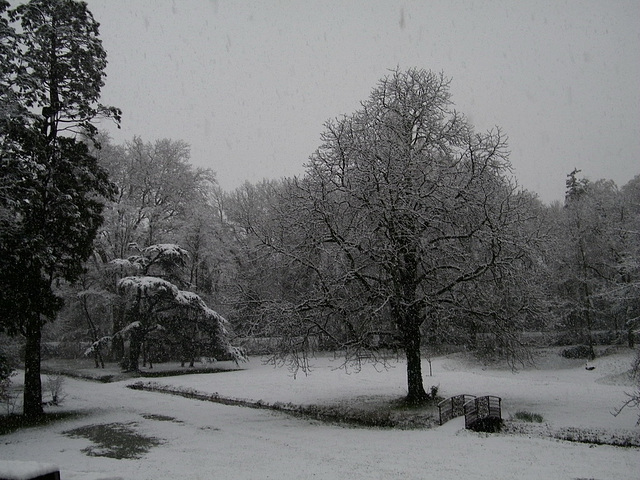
[108, 243, 245, 371]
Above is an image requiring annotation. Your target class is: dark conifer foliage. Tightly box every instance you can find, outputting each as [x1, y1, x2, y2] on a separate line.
[0, 0, 119, 417]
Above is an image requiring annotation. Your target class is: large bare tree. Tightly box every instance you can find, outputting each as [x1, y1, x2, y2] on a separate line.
[247, 69, 542, 403]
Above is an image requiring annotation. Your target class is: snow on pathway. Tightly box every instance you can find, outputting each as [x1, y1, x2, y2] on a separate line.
[1, 350, 638, 479]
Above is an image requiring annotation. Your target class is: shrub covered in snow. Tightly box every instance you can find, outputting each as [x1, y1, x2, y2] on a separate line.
[562, 345, 595, 359]
[0, 346, 18, 414]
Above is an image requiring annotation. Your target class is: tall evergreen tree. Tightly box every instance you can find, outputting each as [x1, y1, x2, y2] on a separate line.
[0, 0, 119, 417]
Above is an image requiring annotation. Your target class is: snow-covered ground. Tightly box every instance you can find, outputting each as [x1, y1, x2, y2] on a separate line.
[1, 348, 639, 479]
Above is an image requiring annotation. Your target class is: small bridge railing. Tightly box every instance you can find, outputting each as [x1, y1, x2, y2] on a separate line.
[463, 395, 502, 431]
[438, 394, 477, 425]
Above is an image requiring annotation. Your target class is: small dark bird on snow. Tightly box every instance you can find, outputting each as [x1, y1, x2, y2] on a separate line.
[585, 363, 595, 371]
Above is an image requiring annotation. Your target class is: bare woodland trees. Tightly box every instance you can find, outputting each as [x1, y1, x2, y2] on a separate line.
[56, 136, 238, 369]
[241, 69, 543, 403]
[2, 11, 634, 413]
[93, 136, 216, 258]
[551, 171, 640, 353]
[619, 176, 640, 345]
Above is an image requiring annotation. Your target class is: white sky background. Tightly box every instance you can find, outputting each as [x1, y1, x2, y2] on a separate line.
[84, 0, 640, 204]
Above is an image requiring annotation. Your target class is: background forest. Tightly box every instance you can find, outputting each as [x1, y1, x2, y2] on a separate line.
[1, 0, 638, 417]
[34, 133, 640, 371]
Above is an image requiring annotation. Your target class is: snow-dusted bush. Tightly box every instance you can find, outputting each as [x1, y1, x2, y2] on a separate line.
[0, 347, 18, 415]
[513, 411, 544, 423]
[561, 345, 594, 359]
[44, 374, 66, 406]
[612, 346, 640, 426]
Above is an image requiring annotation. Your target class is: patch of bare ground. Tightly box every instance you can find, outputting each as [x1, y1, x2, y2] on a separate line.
[63, 422, 163, 459]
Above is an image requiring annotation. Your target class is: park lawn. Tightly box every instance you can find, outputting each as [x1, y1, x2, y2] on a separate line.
[1, 347, 638, 479]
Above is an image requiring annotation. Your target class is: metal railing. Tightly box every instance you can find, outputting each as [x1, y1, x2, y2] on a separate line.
[463, 395, 502, 431]
[438, 394, 477, 425]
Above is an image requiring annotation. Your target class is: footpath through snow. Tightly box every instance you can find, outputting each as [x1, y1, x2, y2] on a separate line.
[1, 348, 638, 479]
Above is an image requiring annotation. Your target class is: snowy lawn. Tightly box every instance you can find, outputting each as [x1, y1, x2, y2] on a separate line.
[1, 347, 639, 479]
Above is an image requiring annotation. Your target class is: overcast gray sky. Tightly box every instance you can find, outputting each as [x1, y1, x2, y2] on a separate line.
[85, 0, 640, 204]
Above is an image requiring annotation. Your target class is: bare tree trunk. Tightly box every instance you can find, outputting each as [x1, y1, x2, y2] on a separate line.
[579, 243, 596, 360]
[23, 315, 44, 418]
[81, 296, 105, 368]
[394, 247, 429, 404]
[128, 327, 142, 372]
[111, 303, 125, 362]
[145, 341, 153, 369]
[402, 320, 429, 404]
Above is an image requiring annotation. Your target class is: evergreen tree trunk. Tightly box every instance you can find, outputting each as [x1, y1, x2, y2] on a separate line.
[23, 315, 44, 418]
[93, 349, 105, 369]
